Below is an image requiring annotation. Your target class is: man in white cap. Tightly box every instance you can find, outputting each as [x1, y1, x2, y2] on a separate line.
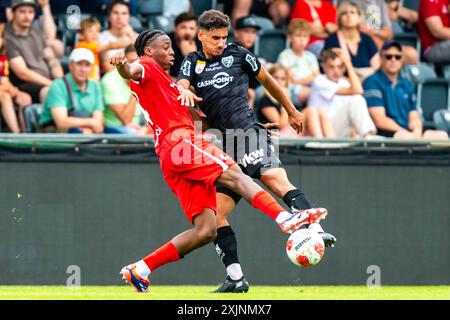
[38, 48, 105, 134]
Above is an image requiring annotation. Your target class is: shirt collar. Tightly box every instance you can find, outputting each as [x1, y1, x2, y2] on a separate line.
[66, 73, 89, 93]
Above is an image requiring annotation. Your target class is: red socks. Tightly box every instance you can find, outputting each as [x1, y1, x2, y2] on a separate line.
[251, 190, 285, 221]
[143, 242, 180, 272]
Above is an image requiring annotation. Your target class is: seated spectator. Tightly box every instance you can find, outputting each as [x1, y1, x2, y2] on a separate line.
[308, 48, 377, 138]
[101, 44, 147, 135]
[277, 19, 320, 105]
[231, 0, 290, 28]
[418, 0, 450, 65]
[168, 13, 198, 78]
[99, 0, 137, 73]
[324, 0, 380, 81]
[5, 0, 63, 104]
[256, 63, 334, 138]
[358, 0, 418, 64]
[233, 15, 261, 107]
[0, 27, 31, 132]
[290, 0, 338, 58]
[39, 48, 104, 134]
[386, 0, 418, 33]
[363, 40, 448, 139]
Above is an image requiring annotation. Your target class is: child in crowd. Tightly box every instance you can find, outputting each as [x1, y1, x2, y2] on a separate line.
[0, 29, 32, 133]
[277, 19, 320, 105]
[256, 63, 334, 138]
[76, 17, 133, 80]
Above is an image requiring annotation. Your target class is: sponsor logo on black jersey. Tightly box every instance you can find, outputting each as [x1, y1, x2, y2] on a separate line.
[245, 54, 258, 72]
[221, 55, 234, 68]
[195, 60, 206, 74]
[205, 61, 222, 72]
[197, 72, 234, 89]
[181, 60, 191, 76]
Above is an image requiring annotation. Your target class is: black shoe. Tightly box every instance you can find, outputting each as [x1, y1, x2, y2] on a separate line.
[319, 232, 337, 248]
[211, 276, 249, 293]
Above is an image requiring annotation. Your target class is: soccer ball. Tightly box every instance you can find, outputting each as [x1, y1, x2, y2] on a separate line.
[286, 229, 325, 267]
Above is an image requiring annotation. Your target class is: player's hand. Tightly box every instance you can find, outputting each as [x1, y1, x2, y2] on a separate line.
[177, 89, 203, 107]
[287, 109, 304, 134]
[110, 53, 127, 66]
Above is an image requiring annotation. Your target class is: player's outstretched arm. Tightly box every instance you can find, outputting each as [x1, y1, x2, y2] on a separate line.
[256, 66, 304, 134]
[110, 53, 142, 81]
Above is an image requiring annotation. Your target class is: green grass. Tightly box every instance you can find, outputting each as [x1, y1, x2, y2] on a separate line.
[0, 286, 449, 300]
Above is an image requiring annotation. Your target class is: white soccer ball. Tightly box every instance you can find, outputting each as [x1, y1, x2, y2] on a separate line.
[286, 229, 325, 267]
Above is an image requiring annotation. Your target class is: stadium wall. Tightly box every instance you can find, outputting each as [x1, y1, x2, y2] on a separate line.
[1, 147, 449, 286]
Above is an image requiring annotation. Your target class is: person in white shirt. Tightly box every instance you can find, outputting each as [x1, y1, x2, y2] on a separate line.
[308, 48, 377, 138]
[98, 1, 137, 73]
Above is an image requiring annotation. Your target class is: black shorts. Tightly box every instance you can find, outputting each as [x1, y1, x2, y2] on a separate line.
[376, 129, 396, 138]
[216, 124, 281, 204]
[17, 83, 46, 104]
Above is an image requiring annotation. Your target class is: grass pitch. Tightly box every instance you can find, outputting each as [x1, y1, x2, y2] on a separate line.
[0, 286, 449, 300]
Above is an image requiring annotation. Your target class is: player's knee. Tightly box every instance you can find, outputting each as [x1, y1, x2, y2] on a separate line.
[198, 226, 217, 243]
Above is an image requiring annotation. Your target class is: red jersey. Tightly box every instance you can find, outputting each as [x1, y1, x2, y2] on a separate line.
[418, 0, 450, 52]
[291, 0, 337, 45]
[129, 56, 195, 155]
[0, 54, 9, 77]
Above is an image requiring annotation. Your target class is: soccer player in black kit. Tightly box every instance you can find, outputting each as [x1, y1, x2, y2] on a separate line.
[176, 10, 336, 293]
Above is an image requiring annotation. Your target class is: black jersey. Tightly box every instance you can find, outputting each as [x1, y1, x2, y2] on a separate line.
[177, 43, 262, 132]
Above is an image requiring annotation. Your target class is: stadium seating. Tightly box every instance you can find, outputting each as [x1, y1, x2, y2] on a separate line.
[401, 0, 420, 11]
[254, 29, 288, 63]
[148, 15, 175, 33]
[253, 16, 275, 31]
[400, 62, 437, 87]
[416, 78, 450, 128]
[394, 31, 421, 54]
[191, 0, 217, 16]
[442, 65, 450, 80]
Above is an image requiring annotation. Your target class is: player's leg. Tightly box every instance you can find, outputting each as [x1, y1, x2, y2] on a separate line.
[260, 167, 336, 247]
[216, 164, 325, 233]
[211, 190, 250, 293]
[120, 208, 217, 292]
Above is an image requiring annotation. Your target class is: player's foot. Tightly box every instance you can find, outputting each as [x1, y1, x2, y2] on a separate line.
[307, 222, 337, 248]
[279, 208, 328, 234]
[319, 232, 337, 247]
[211, 276, 249, 293]
[120, 264, 150, 293]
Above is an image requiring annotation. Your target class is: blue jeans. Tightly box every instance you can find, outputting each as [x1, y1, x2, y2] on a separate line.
[104, 125, 138, 134]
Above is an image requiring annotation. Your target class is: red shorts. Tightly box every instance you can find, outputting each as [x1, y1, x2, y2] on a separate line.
[160, 133, 236, 223]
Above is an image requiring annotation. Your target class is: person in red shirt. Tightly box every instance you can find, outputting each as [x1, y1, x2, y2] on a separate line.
[110, 30, 328, 293]
[418, 0, 450, 64]
[290, 0, 338, 57]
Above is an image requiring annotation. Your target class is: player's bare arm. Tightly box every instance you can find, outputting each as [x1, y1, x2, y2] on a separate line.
[256, 66, 304, 134]
[176, 79, 203, 107]
[110, 53, 142, 81]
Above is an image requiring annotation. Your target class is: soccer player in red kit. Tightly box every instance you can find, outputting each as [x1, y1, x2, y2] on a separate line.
[110, 30, 327, 293]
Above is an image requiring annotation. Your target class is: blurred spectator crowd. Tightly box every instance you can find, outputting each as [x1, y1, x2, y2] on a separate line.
[0, 0, 448, 140]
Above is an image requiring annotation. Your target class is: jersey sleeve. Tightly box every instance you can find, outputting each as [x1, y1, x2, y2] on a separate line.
[363, 77, 385, 108]
[176, 53, 196, 83]
[130, 58, 156, 84]
[240, 47, 262, 77]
